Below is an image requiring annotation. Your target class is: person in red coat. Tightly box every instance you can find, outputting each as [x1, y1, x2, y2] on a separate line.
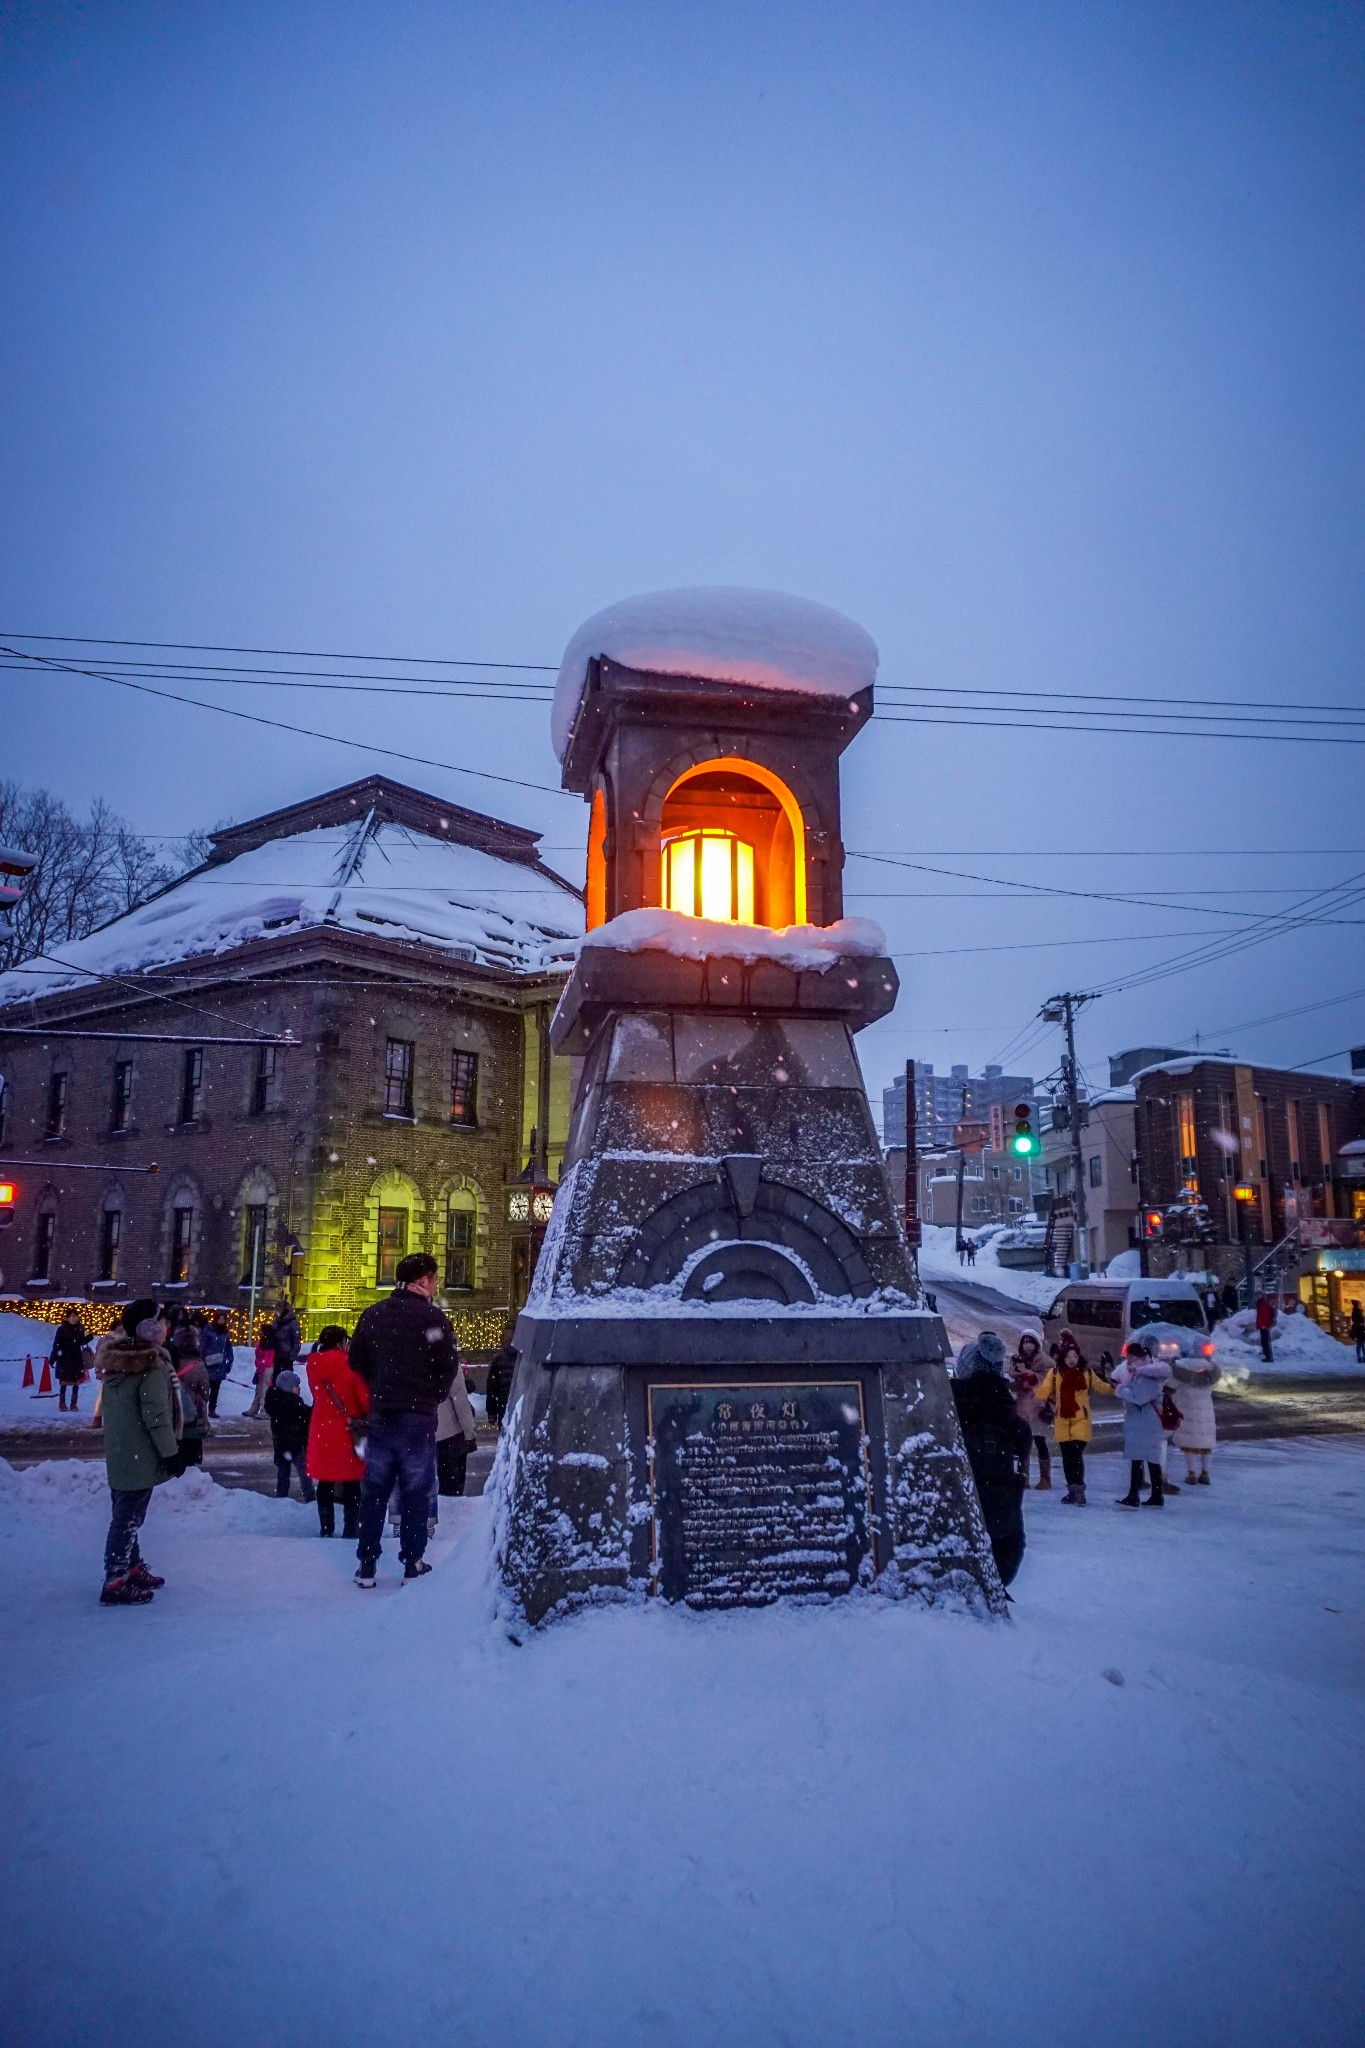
[1254, 1291, 1277, 1364]
[305, 1326, 370, 1538]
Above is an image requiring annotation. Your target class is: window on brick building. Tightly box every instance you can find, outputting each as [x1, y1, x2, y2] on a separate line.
[170, 1203, 194, 1282]
[99, 1204, 122, 1283]
[252, 1045, 277, 1115]
[450, 1050, 479, 1127]
[241, 1203, 269, 1285]
[179, 1049, 203, 1125]
[112, 1060, 134, 1131]
[1177, 1091, 1197, 1183]
[46, 1070, 68, 1137]
[1286, 1100, 1302, 1181]
[33, 1208, 56, 1281]
[384, 1039, 415, 1119]
[445, 1202, 475, 1290]
[376, 1206, 408, 1285]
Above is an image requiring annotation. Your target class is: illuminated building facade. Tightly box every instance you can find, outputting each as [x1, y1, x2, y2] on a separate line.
[0, 777, 581, 1352]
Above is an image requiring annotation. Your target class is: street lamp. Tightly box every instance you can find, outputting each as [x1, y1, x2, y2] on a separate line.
[1233, 1182, 1258, 1305]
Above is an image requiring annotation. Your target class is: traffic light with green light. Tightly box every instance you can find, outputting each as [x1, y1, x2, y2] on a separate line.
[1010, 1102, 1038, 1158]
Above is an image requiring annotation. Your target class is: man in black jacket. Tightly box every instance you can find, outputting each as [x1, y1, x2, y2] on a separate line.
[350, 1251, 457, 1586]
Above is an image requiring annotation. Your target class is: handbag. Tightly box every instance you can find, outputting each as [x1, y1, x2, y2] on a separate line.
[321, 1377, 368, 1450]
[1159, 1387, 1183, 1432]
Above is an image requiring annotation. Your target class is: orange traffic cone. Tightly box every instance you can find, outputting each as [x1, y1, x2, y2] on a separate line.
[35, 1356, 53, 1396]
[22, 1354, 34, 1387]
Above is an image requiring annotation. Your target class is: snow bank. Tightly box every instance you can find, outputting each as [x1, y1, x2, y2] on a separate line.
[0, 1456, 311, 1534]
[1, 1438, 1363, 2047]
[553, 586, 878, 758]
[585, 905, 887, 965]
[1214, 1306, 1362, 1380]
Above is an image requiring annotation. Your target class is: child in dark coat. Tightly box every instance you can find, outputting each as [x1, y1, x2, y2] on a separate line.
[264, 1369, 315, 1501]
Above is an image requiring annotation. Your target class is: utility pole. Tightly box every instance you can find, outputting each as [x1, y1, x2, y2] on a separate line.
[902, 1059, 921, 1296]
[952, 1073, 969, 1255]
[1042, 992, 1094, 1277]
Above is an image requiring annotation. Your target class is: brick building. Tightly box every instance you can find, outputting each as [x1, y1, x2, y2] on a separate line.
[1133, 1056, 1365, 1324]
[0, 776, 582, 1352]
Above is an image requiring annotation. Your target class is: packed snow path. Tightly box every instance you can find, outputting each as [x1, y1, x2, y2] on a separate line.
[1, 1442, 1363, 2047]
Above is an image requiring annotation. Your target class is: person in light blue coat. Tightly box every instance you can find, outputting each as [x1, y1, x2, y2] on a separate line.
[1113, 1339, 1172, 1509]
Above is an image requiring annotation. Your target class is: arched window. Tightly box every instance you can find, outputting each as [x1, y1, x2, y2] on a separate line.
[363, 1171, 425, 1291]
[162, 1178, 201, 1287]
[442, 1181, 483, 1293]
[33, 1199, 57, 1283]
[659, 758, 806, 927]
[98, 1187, 125, 1284]
[234, 1171, 278, 1289]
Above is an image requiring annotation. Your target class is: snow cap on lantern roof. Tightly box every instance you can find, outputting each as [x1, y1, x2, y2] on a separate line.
[551, 586, 879, 762]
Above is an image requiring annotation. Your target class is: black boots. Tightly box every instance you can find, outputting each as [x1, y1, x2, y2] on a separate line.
[1141, 1463, 1165, 1507]
[1117, 1461, 1144, 1508]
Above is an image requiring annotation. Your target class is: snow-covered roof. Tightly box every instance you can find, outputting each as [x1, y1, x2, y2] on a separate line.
[552, 586, 879, 761]
[0, 795, 584, 1006]
[1129, 1053, 1365, 1089]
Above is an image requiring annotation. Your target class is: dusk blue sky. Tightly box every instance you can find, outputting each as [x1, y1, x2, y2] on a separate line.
[2, 1, 1363, 1106]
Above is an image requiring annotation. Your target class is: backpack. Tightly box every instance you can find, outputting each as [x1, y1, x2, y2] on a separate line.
[966, 1422, 1026, 1491]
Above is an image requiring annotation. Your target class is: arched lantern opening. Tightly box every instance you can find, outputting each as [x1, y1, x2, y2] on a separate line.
[585, 786, 607, 931]
[659, 758, 806, 928]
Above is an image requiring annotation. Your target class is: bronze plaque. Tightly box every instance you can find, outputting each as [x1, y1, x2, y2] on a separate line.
[647, 1380, 872, 1607]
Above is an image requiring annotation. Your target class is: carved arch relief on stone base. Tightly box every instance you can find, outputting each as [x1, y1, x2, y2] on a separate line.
[614, 1155, 875, 1304]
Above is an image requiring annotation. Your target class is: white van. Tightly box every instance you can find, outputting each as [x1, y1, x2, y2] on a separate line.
[1040, 1277, 1209, 1371]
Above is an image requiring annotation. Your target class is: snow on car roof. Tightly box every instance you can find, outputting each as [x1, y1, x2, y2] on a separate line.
[552, 586, 879, 760]
[1058, 1276, 1204, 1294]
[0, 816, 584, 1004]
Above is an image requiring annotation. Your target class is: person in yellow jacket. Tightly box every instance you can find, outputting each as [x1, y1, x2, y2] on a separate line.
[1034, 1332, 1115, 1506]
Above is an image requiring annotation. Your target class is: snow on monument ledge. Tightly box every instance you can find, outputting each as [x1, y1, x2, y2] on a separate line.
[581, 906, 888, 967]
[551, 585, 879, 761]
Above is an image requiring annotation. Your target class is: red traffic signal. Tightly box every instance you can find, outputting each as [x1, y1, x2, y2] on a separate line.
[1142, 1209, 1163, 1240]
[0, 1180, 15, 1228]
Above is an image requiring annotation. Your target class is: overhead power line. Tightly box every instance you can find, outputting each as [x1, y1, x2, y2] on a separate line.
[3, 644, 572, 800]
[0, 630, 557, 671]
[10, 630, 1365, 745]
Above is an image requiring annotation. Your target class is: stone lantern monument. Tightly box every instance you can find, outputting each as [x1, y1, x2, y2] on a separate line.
[496, 588, 1004, 1624]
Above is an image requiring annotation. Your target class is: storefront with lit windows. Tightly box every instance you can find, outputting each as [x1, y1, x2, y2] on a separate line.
[1301, 1249, 1365, 1339]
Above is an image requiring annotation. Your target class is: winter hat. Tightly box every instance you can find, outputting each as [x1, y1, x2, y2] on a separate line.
[121, 1297, 159, 1338]
[955, 1330, 1008, 1377]
[274, 1370, 300, 1393]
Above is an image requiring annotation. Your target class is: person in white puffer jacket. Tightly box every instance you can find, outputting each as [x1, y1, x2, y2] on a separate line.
[1172, 1348, 1221, 1487]
[1112, 1339, 1173, 1509]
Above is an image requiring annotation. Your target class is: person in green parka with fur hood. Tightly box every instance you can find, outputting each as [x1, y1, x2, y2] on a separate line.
[97, 1298, 183, 1606]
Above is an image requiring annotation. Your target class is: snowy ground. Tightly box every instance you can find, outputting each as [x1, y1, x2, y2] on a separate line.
[919, 1221, 1061, 1312]
[1, 1439, 1362, 2047]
